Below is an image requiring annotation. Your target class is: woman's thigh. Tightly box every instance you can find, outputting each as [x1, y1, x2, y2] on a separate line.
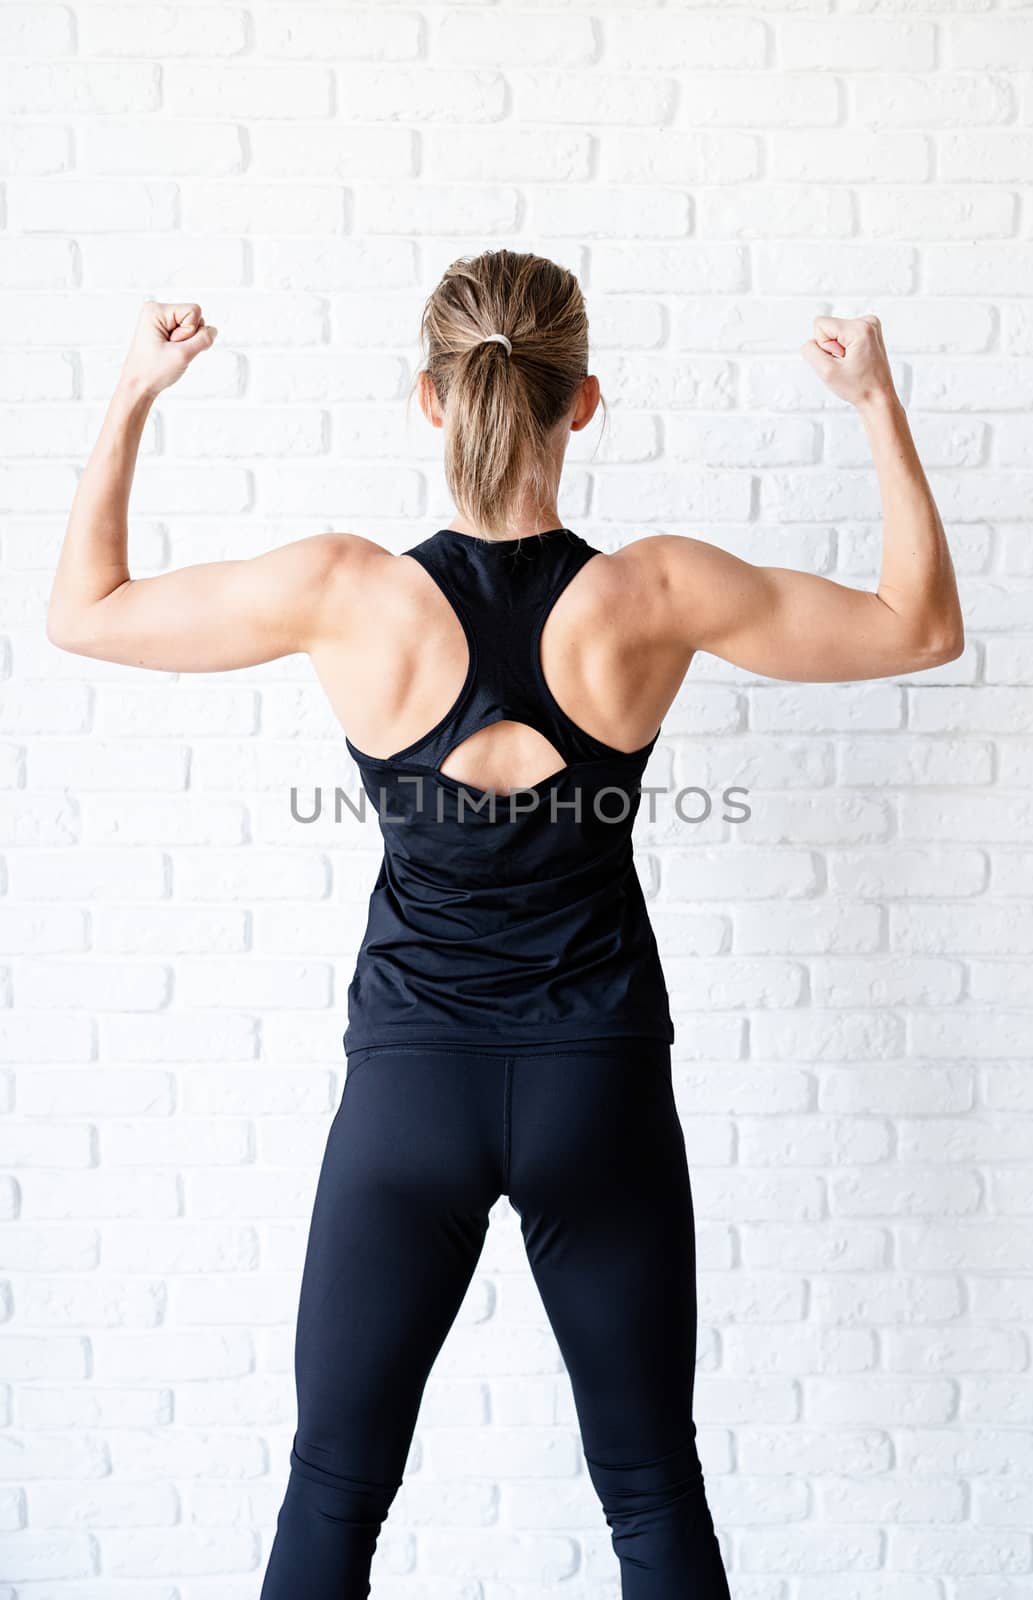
[291, 1046, 506, 1485]
[505, 1039, 699, 1462]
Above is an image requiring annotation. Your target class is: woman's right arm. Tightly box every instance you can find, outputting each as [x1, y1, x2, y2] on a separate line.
[641, 314, 964, 683]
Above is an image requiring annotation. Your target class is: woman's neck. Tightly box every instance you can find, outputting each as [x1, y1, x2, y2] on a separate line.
[447, 508, 563, 541]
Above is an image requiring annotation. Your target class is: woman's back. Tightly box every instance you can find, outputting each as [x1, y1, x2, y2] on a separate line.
[309, 522, 694, 796]
[334, 523, 681, 1056]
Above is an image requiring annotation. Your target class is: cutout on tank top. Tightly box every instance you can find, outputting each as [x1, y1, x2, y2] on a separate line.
[437, 719, 567, 798]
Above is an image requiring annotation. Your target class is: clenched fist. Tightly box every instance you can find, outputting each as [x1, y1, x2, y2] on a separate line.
[119, 299, 219, 399]
[800, 314, 897, 410]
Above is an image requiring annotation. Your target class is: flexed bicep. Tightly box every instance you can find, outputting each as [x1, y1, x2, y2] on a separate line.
[643, 312, 964, 685]
[48, 532, 362, 673]
[48, 304, 386, 674]
[647, 535, 962, 685]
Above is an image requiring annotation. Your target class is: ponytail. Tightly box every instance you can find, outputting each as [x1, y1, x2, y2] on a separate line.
[410, 250, 600, 542]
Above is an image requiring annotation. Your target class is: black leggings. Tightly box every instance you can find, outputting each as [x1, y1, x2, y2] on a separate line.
[260, 1039, 730, 1599]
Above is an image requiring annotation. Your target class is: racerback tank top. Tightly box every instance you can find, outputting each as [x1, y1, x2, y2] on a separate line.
[342, 525, 675, 1055]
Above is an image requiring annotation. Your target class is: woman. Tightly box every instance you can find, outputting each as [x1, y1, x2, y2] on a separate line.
[49, 250, 963, 1598]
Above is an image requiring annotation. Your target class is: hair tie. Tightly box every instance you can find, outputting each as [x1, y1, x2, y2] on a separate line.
[481, 332, 512, 356]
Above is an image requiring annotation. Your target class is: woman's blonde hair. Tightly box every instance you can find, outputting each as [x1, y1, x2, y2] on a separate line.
[409, 249, 604, 542]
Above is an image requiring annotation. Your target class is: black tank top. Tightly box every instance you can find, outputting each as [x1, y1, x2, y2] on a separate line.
[342, 525, 675, 1055]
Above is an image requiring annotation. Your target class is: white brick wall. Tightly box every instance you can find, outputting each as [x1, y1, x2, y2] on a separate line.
[1, 2, 1031, 1595]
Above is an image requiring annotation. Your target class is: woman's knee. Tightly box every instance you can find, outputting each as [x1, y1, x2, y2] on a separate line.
[287, 1436, 402, 1526]
[584, 1435, 705, 1521]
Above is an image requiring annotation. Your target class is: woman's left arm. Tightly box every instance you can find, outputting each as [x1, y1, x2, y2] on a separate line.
[47, 300, 368, 671]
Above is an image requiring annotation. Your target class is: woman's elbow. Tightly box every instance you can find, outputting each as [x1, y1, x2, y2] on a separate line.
[46, 606, 97, 657]
[46, 608, 75, 652]
[915, 620, 965, 670]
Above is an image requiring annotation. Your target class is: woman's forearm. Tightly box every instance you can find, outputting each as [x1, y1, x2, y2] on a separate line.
[50, 299, 220, 647]
[47, 377, 154, 644]
[859, 389, 964, 654]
